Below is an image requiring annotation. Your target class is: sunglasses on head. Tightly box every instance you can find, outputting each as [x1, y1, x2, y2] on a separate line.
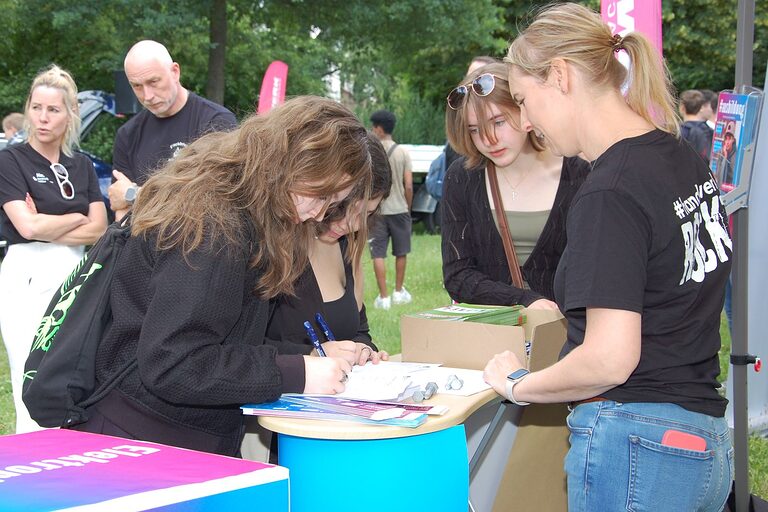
[446, 73, 497, 110]
[49, 163, 74, 200]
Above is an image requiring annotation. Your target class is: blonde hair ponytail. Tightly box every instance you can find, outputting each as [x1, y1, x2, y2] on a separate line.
[506, 3, 679, 136]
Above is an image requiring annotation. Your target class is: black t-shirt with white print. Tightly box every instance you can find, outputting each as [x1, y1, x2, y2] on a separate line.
[112, 92, 237, 185]
[554, 130, 731, 417]
[0, 143, 103, 245]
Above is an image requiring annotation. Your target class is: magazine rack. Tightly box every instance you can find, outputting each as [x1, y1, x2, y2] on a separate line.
[710, 86, 764, 214]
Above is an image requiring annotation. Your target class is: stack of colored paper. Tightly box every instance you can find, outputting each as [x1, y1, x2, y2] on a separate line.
[409, 303, 526, 326]
[241, 395, 445, 428]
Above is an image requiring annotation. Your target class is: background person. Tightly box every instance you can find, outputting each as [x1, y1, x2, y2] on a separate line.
[442, 61, 589, 308]
[679, 89, 714, 163]
[369, 109, 413, 309]
[72, 96, 371, 457]
[484, 4, 733, 510]
[108, 40, 237, 220]
[699, 89, 718, 130]
[0, 65, 107, 433]
[266, 133, 392, 363]
[2, 112, 24, 140]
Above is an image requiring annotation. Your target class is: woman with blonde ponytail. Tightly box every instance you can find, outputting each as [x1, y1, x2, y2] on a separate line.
[483, 4, 733, 510]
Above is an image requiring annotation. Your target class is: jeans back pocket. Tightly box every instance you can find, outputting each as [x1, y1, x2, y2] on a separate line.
[627, 434, 714, 512]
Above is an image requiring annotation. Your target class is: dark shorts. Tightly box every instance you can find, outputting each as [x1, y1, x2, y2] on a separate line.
[369, 213, 412, 258]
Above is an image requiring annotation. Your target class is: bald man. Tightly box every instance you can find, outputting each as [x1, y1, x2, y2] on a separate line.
[109, 40, 236, 218]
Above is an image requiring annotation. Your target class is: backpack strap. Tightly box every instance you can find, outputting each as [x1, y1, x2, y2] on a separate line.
[386, 143, 399, 157]
[78, 213, 137, 411]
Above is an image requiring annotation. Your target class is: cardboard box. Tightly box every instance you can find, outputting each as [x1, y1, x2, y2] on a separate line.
[401, 306, 570, 512]
[401, 308, 566, 372]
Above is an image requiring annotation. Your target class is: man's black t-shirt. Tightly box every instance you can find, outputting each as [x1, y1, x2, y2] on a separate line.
[554, 130, 731, 417]
[0, 143, 103, 245]
[113, 93, 237, 185]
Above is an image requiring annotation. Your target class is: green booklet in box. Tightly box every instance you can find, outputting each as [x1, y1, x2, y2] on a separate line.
[409, 303, 526, 326]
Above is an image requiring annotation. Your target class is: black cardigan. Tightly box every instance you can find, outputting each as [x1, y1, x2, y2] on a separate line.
[441, 156, 590, 306]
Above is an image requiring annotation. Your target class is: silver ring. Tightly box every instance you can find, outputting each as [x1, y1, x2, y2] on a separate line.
[340, 373, 349, 383]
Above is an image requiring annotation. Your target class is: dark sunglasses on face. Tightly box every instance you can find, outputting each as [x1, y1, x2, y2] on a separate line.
[49, 163, 74, 200]
[446, 73, 497, 110]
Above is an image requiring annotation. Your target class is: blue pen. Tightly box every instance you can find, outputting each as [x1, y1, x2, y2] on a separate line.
[303, 320, 327, 357]
[314, 313, 337, 342]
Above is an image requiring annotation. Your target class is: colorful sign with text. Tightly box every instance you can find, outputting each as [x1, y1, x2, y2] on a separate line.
[0, 430, 288, 510]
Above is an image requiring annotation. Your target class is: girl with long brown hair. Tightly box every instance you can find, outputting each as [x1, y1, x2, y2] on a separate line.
[74, 96, 374, 457]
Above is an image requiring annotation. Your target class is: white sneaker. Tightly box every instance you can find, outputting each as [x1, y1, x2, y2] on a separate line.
[392, 287, 412, 305]
[373, 295, 391, 310]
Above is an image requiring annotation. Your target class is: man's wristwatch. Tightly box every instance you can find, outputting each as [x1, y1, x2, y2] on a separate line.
[124, 184, 138, 205]
[505, 368, 531, 406]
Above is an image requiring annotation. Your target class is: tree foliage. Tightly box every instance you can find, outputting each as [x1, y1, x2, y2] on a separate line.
[1, 0, 766, 144]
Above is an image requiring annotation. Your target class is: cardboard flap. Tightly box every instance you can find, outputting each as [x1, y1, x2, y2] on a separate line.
[523, 309, 565, 340]
[528, 317, 567, 372]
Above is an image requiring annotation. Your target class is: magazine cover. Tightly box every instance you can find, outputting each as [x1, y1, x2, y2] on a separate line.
[710, 91, 762, 194]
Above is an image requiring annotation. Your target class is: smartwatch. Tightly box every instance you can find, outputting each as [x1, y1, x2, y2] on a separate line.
[124, 184, 138, 205]
[505, 368, 531, 406]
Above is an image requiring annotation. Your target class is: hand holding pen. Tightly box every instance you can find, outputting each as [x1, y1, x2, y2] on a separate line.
[307, 313, 389, 366]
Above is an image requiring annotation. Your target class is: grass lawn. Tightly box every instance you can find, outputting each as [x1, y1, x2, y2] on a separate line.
[1, 226, 766, 498]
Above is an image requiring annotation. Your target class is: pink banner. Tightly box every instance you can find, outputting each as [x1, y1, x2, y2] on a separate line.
[601, 0, 663, 57]
[257, 60, 289, 114]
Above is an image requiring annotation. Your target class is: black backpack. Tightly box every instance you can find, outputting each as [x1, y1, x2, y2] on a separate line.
[22, 216, 136, 428]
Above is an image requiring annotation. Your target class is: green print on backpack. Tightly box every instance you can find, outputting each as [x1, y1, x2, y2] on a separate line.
[30, 255, 103, 354]
[22, 217, 132, 427]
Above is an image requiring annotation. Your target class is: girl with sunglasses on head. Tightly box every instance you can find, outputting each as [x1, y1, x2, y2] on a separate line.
[0, 65, 108, 434]
[72, 96, 372, 457]
[483, 4, 733, 510]
[442, 61, 589, 310]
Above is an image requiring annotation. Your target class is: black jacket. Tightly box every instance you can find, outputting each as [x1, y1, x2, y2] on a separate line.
[92, 228, 304, 455]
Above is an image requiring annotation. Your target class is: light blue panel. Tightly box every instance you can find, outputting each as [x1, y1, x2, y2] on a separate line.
[279, 425, 469, 512]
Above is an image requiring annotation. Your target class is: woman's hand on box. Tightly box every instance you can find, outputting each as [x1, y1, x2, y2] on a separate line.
[527, 298, 559, 310]
[483, 351, 525, 398]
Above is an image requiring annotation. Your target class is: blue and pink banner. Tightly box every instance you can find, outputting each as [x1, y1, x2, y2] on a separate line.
[0, 430, 288, 510]
[601, 0, 663, 57]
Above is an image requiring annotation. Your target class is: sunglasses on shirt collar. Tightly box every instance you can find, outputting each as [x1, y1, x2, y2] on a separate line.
[50, 163, 74, 200]
[446, 73, 497, 110]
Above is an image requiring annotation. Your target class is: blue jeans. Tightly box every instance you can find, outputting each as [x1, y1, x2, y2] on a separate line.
[565, 401, 733, 512]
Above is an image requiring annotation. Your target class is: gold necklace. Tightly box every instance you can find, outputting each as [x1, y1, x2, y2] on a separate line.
[497, 166, 532, 201]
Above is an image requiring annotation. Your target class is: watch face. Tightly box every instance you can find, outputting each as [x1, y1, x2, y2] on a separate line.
[507, 368, 529, 381]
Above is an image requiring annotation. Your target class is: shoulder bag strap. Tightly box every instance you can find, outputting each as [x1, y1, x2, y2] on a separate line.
[386, 143, 398, 157]
[486, 162, 525, 289]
